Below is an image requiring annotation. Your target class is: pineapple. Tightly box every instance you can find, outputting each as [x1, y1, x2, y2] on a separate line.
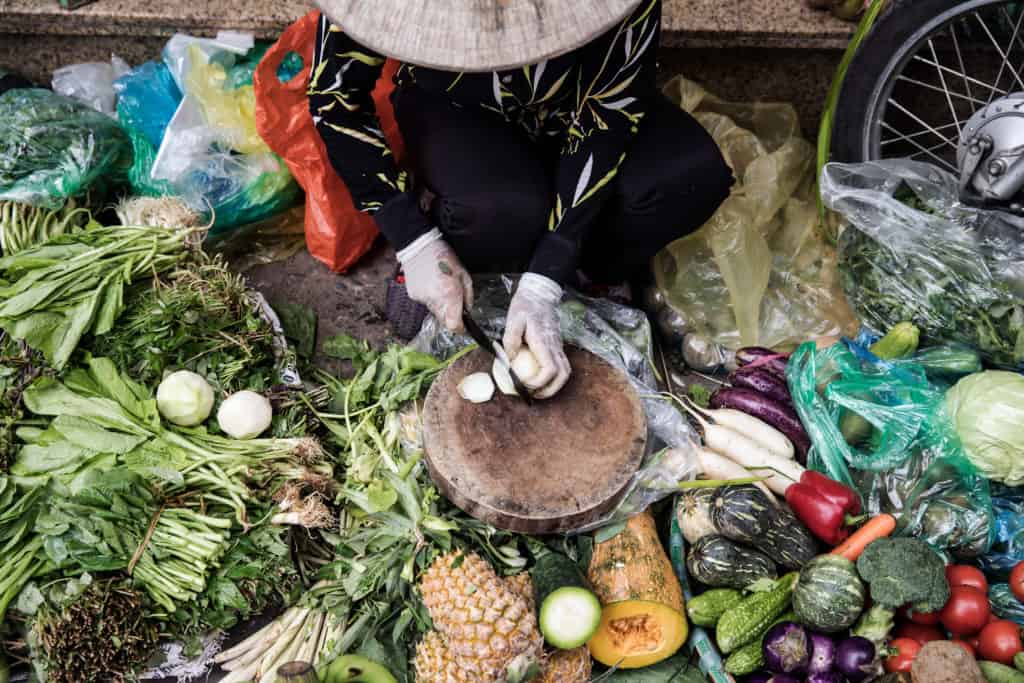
[414, 631, 475, 683]
[505, 572, 535, 612]
[537, 647, 592, 683]
[419, 552, 543, 683]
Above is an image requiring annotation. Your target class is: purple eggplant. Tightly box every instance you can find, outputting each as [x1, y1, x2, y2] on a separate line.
[808, 631, 837, 674]
[736, 346, 790, 375]
[806, 673, 848, 683]
[763, 621, 810, 674]
[709, 387, 811, 463]
[835, 636, 876, 683]
[743, 675, 802, 683]
[730, 365, 794, 406]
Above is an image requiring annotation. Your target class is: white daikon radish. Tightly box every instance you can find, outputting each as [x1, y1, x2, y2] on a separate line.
[218, 390, 273, 439]
[695, 447, 777, 503]
[492, 357, 517, 396]
[705, 408, 794, 459]
[458, 372, 495, 403]
[678, 399, 804, 494]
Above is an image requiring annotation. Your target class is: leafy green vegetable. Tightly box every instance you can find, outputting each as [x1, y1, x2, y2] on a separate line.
[272, 300, 317, 359]
[946, 371, 1024, 485]
[89, 256, 278, 392]
[0, 224, 193, 369]
[856, 537, 949, 612]
[596, 653, 704, 682]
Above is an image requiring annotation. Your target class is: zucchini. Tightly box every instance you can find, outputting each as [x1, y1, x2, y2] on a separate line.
[870, 322, 920, 359]
[979, 661, 1024, 683]
[716, 572, 798, 654]
[711, 485, 776, 544]
[676, 488, 717, 544]
[686, 588, 743, 627]
[723, 610, 796, 676]
[533, 554, 601, 649]
[752, 505, 818, 570]
[687, 535, 777, 590]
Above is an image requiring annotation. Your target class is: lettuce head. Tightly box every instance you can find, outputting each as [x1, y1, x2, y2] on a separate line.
[946, 370, 1024, 485]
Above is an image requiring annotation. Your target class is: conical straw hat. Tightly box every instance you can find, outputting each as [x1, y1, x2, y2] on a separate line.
[314, 0, 645, 72]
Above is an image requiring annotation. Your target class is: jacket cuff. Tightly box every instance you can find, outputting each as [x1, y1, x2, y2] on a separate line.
[527, 232, 578, 285]
[374, 192, 431, 251]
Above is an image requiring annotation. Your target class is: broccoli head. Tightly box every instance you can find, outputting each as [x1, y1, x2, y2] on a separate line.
[856, 537, 950, 613]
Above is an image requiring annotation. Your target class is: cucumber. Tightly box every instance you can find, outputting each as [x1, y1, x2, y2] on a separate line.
[533, 553, 601, 649]
[723, 610, 796, 676]
[716, 572, 798, 654]
[687, 588, 744, 627]
[979, 660, 1024, 683]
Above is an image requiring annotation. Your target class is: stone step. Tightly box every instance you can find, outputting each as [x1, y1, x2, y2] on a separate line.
[0, 0, 853, 47]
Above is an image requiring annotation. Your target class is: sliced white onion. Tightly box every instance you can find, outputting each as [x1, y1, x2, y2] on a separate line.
[492, 358, 517, 396]
[458, 372, 495, 403]
[511, 349, 541, 383]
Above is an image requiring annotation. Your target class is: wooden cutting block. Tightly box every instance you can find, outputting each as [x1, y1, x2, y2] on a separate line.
[422, 346, 646, 533]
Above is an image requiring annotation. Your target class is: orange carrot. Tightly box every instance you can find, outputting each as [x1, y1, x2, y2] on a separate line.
[831, 513, 897, 561]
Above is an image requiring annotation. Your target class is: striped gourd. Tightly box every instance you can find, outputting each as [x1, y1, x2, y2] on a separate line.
[686, 535, 777, 590]
[792, 555, 866, 633]
[711, 485, 776, 544]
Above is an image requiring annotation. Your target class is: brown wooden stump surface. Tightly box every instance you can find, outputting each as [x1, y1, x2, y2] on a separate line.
[422, 347, 646, 533]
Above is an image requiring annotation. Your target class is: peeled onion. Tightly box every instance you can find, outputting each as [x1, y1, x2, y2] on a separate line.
[217, 390, 273, 439]
[492, 358, 517, 396]
[511, 349, 540, 383]
[156, 370, 214, 426]
[458, 372, 495, 403]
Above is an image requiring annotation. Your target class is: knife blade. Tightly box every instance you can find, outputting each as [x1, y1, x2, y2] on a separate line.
[462, 308, 533, 405]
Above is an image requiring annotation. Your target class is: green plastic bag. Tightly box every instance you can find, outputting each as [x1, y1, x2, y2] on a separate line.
[788, 341, 994, 559]
[0, 89, 130, 207]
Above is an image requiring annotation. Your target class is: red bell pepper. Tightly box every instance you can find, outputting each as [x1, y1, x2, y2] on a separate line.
[785, 471, 863, 546]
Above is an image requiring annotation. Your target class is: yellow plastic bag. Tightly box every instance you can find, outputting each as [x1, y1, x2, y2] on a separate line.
[184, 43, 267, 155]
[654, 77, 856, 359]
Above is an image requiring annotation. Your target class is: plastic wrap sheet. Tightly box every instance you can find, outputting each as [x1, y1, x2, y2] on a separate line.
[652, 77, 857, 361]
[0, 88, 130, 208]
[412, 276, 700, 532]
[788, 340, 994, 559]
[979, 485, 1024, 580]
[822, 159, 1024, 369]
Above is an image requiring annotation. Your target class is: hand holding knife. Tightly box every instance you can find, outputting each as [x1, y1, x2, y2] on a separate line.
[462, 307, 533, 405]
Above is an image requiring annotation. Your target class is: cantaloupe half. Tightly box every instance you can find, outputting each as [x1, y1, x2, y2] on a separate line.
[586, 510, 688, 669]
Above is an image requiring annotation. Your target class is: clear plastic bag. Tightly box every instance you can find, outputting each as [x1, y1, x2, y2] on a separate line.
[0, 88, 130, 208]
[979, 486, 1024, 580]
[51, 55, 130, 115]
[412, 276, 701, 532]
[821, 159, 1024, 369]
[788, 340, 994, 558]
[652, 77, 857, 361]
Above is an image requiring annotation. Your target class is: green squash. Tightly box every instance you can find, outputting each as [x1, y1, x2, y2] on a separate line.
[792, 555, 866, 633]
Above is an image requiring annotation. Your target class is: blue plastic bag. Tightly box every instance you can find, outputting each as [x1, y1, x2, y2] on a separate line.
[979, 485, 1024, 581]
[114, 61, 182, 149]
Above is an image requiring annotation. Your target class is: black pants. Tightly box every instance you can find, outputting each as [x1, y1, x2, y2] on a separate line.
[392, 86, 733, 284]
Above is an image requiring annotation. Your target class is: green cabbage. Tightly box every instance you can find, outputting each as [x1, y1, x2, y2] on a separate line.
[946, 371, 1024, 485]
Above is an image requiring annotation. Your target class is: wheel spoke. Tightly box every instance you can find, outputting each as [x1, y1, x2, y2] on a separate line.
[911, 55, 1009, 97]
[886, 97, 959, 150]
[949, 22, 974, 102]
[926, 39, 963, 137]
[896, 74, 989, 108]
[880, 119, 963, 145]
[880, 121, 958, 172]
[974, 7, 1024, 98]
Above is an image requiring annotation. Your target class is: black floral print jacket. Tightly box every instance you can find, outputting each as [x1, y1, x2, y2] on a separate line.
[309, 0, 661, 283]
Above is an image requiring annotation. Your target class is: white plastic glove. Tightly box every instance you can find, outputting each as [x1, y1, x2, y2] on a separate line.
[503, 273, 570, 399]
[397, 229, 473, 332]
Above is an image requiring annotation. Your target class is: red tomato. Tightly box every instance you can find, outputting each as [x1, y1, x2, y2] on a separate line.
[885, 638, 922, 673]
[978, 619, 1024, 665]
[1011, 562, 1024, 603]
[989, 612, 1002, 625]
[951, 639, 976, 658]
[894, 622, 944, 644]
[946, 565, 988, 593]
[941, 586, 992, 635]
[968, 634, 982, 651]
[908, 608, 943, 626]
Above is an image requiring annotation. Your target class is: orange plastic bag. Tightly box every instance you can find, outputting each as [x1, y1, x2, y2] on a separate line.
[254, 11, 405, 272]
